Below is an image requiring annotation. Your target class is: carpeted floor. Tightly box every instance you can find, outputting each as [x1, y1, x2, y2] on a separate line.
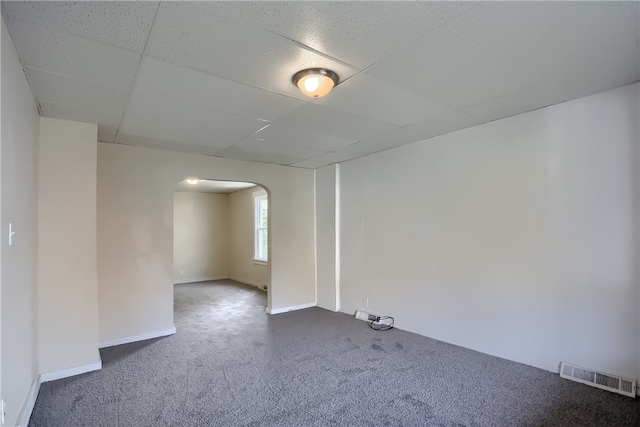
[30, 280, 640, 426]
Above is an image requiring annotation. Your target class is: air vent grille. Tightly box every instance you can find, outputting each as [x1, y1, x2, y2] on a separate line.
[560, 362, 635, 398]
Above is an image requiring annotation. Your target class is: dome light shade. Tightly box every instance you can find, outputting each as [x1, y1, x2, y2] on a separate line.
[186, 178, 200, 185]
[292, 68, 339, 98]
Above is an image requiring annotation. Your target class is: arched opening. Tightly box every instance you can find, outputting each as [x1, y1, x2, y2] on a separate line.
[172, 178, 271, 323]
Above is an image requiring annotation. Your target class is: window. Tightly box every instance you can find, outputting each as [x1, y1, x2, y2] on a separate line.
[254, 194, 268, 262]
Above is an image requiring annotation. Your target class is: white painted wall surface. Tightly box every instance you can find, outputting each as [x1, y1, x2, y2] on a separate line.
[229, 187, 269, 288]
[315, 164, 337, 311]
[38, 118, 101, 374]
[1, 18, 40, 426]
[173, 192, 230, 284]
[338, 83, 640, 381]
[97, 144, 315, 342]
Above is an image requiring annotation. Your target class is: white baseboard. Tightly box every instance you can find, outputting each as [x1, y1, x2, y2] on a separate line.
[174, 275, 228, 285]
[229, 276, 265, 289]
[98, 326, 176, 349]
[266, 302, 316, 315]
[40, 360, 102, 383]
[17, 377, 41, 427]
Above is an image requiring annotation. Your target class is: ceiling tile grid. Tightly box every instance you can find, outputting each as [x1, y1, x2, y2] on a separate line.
[116, 133, 221, 157]
[25, 68, 130, 116]
[367, 26, 527, 110]
[3, 13, 142, 90]
[446, 1, 640, 102]
[3, 1, 638, 169]
[200, 1, 442, 70]
[39, 101, 121, 143]
[119, 92, 267, 150]
[2, 1, 158, 53]
[145, 1, 359, 100]
[249, 122, 357, 152]
[316, 72, 452, 127]
[133, 58, 305, 122]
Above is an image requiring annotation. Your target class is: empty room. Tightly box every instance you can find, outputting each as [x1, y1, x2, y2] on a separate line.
[1, 1, 639, 426]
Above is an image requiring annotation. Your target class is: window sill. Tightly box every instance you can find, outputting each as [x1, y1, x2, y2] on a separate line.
[253, 259, 268, 266]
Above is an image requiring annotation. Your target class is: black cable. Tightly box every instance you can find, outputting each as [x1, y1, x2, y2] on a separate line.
[369, 316, 394, 331]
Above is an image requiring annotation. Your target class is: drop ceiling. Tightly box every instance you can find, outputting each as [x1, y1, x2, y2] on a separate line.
[2, 1, 638, 169]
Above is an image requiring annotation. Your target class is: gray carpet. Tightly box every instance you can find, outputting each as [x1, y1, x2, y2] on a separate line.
[30, 280, 640, 426]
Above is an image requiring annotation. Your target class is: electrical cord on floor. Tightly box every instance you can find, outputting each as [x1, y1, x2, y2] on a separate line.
[369, 316, 394, 331]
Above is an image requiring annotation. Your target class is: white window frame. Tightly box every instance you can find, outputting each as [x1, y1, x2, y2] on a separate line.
[254, 194, 268, 264]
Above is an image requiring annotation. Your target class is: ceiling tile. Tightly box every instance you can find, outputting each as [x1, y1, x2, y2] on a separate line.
[4, 14, 140, 90]
[357, 125, 427, 149]
[234, 137, 327, 160]
[202, 1, 441, 69]
[620, 1, 640, 45]
[116, 133, 220, 157]
[289, 152, 346, 169]
[145, 2, 359, 100]
[215, 146, 306, 166]
[316, 72, 451, 126]
[413, 1, 480, 23]
[276, 102, 398, 142]
[368, 27, 524, 109]
[39, 101, 121, 143]
[290, 139, 404, 169]
[461, 86, 554, 123]
[2, 1, 158, 52]
[120, 93, 266, 149]
[134, 58, 304, 122]
[250, 122, 356, 152]
[447, 2, 640, 101]
[404, 111, 484, 140]
[26, 68, 129, 116]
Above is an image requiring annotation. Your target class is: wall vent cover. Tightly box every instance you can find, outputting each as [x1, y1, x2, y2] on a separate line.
[560, 362, 636, 398]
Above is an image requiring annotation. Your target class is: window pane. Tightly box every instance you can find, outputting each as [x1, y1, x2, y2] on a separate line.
[258, 229, 268, 259]
[259, 199, 268, 228]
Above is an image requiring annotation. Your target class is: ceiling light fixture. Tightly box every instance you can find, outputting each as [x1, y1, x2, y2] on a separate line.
[292, 68, 339, 99]
[186, 178, 200, 185]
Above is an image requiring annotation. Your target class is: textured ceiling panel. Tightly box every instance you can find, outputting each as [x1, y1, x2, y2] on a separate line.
[120, 93, 266, 149]
[39, 101, 121, 143]
[4, 1, 638, 169]
[619, 1, 640, 45]
[404, 111, 484, 140]
[251, 122, 356, 151]
[290, 139, 402, 169]
[4, 14, 140, 89]
[368, 27, 524, 109]
[276, 102, 398, 142]
[234, 137, 327, 160]
[146, 2, 359, 100]
[413, 1, 480, 23]
[215, 146, 310, 166]
[26, 68, 129, 116]
[116, 133, 222, 157]
[461, 86, 554, 123]
[202, 1, 440, 69]
[447, 2, 640, 101]
[2, 1, 158, 52]
[134, 58, 305, 122]
[316, 72, 451, 126]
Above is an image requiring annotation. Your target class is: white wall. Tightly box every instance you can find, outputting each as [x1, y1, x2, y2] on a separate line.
[228, 186, 269, 288]
[337, 83, 640, 381]
[38, 118, 100, 375]
[97, 143, 315, 343]
[173, 192, 230, 284]
[315, 164, 338, 311]
[1, 18, 40, 426]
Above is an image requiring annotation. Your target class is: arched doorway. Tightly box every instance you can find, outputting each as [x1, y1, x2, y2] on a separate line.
[172, 178, 271, 319]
